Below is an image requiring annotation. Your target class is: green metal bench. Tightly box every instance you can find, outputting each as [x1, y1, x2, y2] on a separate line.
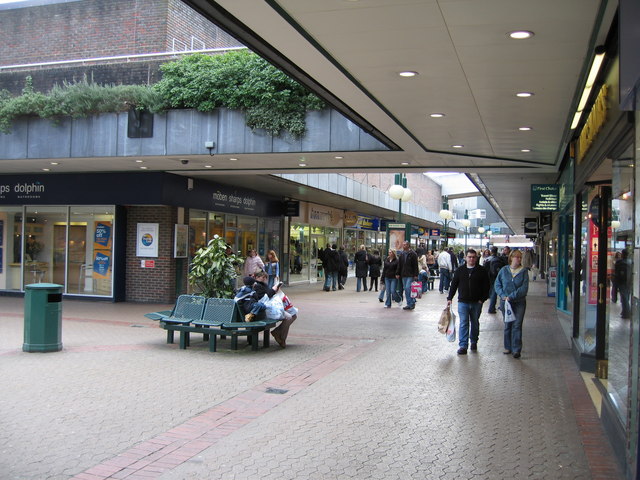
[145, 296, 275, 352]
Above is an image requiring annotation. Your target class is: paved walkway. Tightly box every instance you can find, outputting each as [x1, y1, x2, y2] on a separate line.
[0, 279, 623, 479]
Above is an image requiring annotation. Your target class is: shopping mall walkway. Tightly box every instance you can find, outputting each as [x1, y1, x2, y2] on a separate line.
[0, 278, 623, 480]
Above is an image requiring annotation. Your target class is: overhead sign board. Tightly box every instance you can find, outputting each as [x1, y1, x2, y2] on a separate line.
[531, 184, 559, 211]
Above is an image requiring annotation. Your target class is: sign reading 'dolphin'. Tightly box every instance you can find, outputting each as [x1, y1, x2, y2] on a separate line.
[531, 184, 560, 211]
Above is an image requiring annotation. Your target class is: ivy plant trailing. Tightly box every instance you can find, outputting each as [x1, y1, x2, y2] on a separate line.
[187, 235, 244, 299]
[0, 50, 324, 137]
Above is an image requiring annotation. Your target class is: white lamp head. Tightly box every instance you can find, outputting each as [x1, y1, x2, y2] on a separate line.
[611, 220, 621, 229]
[478, 226, 485, 234]
[388, 184, 405, 200]
[439, 209, 453, 220]
[401, 188, 413, 202]
[460, 219, 471, 228]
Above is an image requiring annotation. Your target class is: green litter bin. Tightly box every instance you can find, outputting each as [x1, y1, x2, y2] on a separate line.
[23, 283, 63, 353]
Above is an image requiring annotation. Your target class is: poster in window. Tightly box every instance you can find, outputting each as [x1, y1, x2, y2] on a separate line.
[94, 221, 112, 250]
[174, 224, 188, 258]
[93, 251, 111, 279]
[388, 229, 405, 253]
[137, 223, 159, 258]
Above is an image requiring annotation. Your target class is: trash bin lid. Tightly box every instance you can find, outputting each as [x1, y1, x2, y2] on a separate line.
[25, 283, 63, 290]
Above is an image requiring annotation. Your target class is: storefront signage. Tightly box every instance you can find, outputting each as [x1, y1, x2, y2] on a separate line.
[345, 212, 379, 231]
[531, 184, 560, 211]
[577, 84, 608, 163]
[308, 203, 343, 227]
[93, 251, 111, 278]
[0, 181, 45, 200]
[94, 222, 112, 248]
[136, 223, 159, 258]
[429, 228, 440, 237]
[212, 190, 257, 212]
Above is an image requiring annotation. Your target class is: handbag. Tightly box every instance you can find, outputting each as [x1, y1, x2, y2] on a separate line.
[410, 281, 422, 299]
[504, 299, 515, 323]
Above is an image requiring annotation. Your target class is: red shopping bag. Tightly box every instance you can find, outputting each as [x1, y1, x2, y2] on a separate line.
[410, 281, 422, 299]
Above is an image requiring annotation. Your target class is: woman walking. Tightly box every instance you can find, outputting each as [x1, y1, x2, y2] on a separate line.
[368, 250, 382, 291]
[354, 245, 369, 292]
[494, 249, 529, 358]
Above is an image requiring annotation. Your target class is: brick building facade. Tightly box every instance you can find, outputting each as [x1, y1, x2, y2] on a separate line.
[0, 0, 243, 94]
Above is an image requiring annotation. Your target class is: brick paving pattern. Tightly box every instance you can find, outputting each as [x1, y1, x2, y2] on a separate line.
[0, 280, 623, 479]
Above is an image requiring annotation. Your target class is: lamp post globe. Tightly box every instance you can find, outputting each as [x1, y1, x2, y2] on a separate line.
[388, 184, 405, 200]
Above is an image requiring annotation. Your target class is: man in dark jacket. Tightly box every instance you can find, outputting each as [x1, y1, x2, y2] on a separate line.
[322, 244, 340, 291]
[338, 245, 349, 289]
[447, 248, 490, 354]
[397, 240, 419, 310]
[485, 246, 502, 313]
[615, 249, 632, 319]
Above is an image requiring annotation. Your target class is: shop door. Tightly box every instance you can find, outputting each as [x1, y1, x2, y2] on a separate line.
[578, 186, 611, 375]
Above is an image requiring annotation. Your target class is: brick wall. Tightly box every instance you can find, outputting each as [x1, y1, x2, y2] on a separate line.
[166, 0, 240, 51]
[344, 173, 442, 212]
[125, 205, 187, 303]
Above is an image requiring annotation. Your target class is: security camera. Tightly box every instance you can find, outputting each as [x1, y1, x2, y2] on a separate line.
[181, 159, 189, 165]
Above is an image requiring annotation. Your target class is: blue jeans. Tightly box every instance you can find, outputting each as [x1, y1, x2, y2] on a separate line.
[356, 276, 368, 292]
[502, 299, 526, 352]
[324, 271, 338, 290]
[418, 271, 430, 292]
[384, 277, 397, 306]
[439, 269, 450, 293]
[458, 301, 483, 349]
[488, 284, 497, 312]
[402, 277, 416, 308]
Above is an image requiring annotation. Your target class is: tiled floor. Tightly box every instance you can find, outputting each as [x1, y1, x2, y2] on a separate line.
[0, 280, 624, 479]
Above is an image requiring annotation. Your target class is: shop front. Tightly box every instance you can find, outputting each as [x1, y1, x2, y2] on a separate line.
[0, 172, 284, 302]
[288, 202, 343, 284]
[555, 43, 639, 476]
[343, 212, 384, 270]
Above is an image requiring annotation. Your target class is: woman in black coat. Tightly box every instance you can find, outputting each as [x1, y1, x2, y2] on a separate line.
[368, 250, 382, 291]
[354, 244, 369, 292]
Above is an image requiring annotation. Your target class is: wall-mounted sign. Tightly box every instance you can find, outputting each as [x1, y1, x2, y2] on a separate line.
[136, 223, 159, 258]
[531, 184, 560, 211]
[141, 260, 155, 268]
[429, 228, 440, 237]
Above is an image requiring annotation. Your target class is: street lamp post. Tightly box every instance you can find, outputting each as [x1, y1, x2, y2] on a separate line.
[438, 195, 455, 248]
[388, 173, 413, 222]
[460, 209, 471, 251]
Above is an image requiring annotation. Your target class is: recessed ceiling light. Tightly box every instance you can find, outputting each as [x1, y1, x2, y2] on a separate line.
[516, 92, 534, 98]
[509, 30, 534, 39]
[205, 165, 213, 168]
[398, 71, 418, 77]
[50, 162, 59, 165]
[334, 156, 344, 159]
[521, 149, 531, 152]
[429, 113, 445, 118]
[140, 166, 148, 170]
[299, 163, 307, 167]
[401, 162, 410, 165]
[519, 126, 532, 131]
[42, 168, 50, 172]
[452, 145, 464, 148]
[229, 158, 238, 161]
[135, 160, 144, 163]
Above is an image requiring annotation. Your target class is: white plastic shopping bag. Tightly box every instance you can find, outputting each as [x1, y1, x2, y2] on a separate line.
[445, 308, 457, 342]
[504, 300, 515, 323]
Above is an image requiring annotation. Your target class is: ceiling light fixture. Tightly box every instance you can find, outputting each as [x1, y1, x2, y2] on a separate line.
[571, 46, 606, 129]
[229, 157, 238, 161]
[519, 127, 532, 131]
[334, 156, 343, 159]
[50, 162, 59, 165]
[42, 168, 50, 172]
[401, 162, 409, 165]
[508, 30, 534, 39]
[299, 163, 307, 167]
[398, 71, 418, 77]
[429, 113, 445, 118]
[521, 149, 531, 152]
[452, 145, 464, 148]
[205, 165, 213, 168]
[135, 160, 143, 163]
[516, 92, 534, 98]
[140, 166, 148, 170]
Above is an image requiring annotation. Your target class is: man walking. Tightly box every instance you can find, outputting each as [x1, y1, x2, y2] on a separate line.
[485, 246, 501, 313]
[397, 240, 419, 310]
[437, 247, 452, 294]
[447, 249, 490, 355]
[322, 244, 340, 291]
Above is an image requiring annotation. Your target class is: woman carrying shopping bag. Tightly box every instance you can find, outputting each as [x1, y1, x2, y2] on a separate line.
[494, 249, 529, 359]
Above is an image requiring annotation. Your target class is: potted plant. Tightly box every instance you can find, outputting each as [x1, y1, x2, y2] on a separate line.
[188, 235, 244, 298]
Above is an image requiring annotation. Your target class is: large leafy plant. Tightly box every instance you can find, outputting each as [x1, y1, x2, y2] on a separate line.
[153, 50, 324, 137]
[188, 235, 243, 298]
